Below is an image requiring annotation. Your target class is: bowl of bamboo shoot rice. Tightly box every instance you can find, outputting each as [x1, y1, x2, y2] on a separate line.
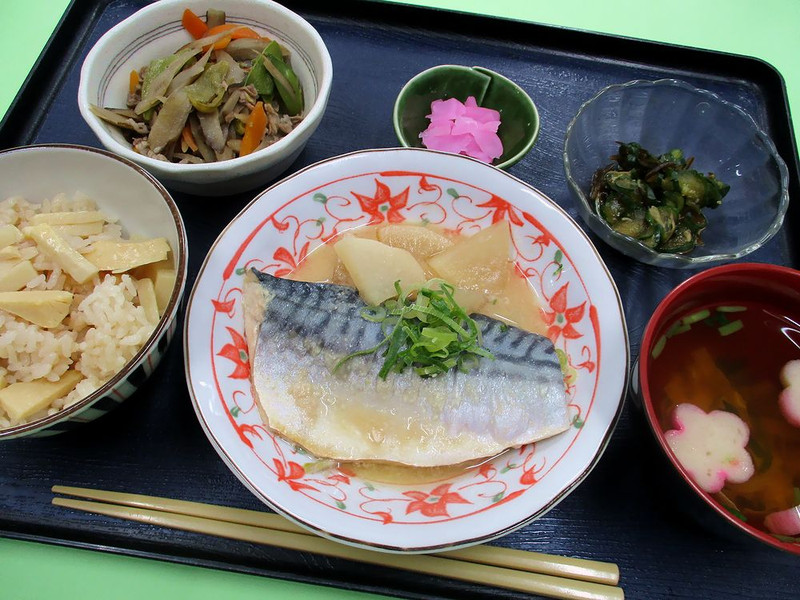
[0, 144, 187, 439]
[78, 0, 333, 196]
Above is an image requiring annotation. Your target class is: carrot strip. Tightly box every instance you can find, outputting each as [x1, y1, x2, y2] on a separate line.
[206, 23, 261, 39]
[128, 70, 140, 95]
[231, 27, 260, 39]
[181, 124, 198, 153]
[208, 36, 232, 51]
[182, 8, 208, 39]
[239, 102, 267, 157]
[201, 23, 261, 50]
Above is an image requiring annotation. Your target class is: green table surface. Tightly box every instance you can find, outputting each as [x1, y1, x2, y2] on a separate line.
[1, 1, 798, 598]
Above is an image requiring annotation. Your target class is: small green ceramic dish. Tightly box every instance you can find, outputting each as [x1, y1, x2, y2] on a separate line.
[392, 65, 540, 169]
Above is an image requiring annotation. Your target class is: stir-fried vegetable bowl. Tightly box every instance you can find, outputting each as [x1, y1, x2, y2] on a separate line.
[79, 0, 333, 195]
[90, 8, 305, 164]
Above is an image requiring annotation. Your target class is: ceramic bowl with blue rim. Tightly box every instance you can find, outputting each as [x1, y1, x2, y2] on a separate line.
[0, 144, 187, 440]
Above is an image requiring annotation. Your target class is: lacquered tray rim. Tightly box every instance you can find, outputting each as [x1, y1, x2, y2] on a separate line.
[1, 0, 799, 596]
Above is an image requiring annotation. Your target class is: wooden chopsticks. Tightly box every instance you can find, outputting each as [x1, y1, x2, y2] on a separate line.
[51, 485, 623, 600]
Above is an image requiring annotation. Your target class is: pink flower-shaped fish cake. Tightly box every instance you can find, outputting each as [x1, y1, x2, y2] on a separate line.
[665, 403, 755, 494]
[778, 359, 800, 427]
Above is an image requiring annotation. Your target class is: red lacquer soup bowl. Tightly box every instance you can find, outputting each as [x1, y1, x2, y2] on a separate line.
[638, 262, 800, 555]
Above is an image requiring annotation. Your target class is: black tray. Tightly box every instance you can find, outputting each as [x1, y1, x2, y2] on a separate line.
[1, 1, 798, 598]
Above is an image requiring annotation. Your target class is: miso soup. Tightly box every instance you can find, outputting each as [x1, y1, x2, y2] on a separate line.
[650, 302, 800, 536]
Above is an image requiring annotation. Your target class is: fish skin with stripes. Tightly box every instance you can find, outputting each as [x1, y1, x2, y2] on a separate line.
[242, 269, 568, 467]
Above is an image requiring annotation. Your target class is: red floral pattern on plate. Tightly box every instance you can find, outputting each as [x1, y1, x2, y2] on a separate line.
[216, 327, 250, 379]
[208, 171, 598, 522]
[405, 484, 471, 517]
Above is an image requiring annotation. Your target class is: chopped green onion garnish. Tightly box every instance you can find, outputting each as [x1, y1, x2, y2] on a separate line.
[666, 321, 691, 337]
[555, 348, 577, 386]
[651, 334, 667, 359]
[718, 319, 744, 336]
[682, 309, 710, 325]
[773, 534, 800, 542]
[716, 305, 747, 313]
[360, 305, 388, 323]
[722, 504, 748, 522]
[333, 279, 494, 379]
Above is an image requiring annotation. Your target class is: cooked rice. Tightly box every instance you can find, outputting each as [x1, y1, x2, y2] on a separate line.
[0, 194, 165, 430]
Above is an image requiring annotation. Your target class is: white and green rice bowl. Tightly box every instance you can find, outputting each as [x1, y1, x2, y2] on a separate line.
[0, 144, 187, 439]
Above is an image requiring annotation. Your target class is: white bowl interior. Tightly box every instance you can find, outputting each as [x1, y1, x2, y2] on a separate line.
[0, 145, 181, 249]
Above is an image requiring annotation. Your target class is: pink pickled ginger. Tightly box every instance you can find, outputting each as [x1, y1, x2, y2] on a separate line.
[420, 96, 503, 164]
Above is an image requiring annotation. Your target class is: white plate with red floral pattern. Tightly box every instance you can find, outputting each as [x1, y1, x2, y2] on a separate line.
[184, 147, 628, 553]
